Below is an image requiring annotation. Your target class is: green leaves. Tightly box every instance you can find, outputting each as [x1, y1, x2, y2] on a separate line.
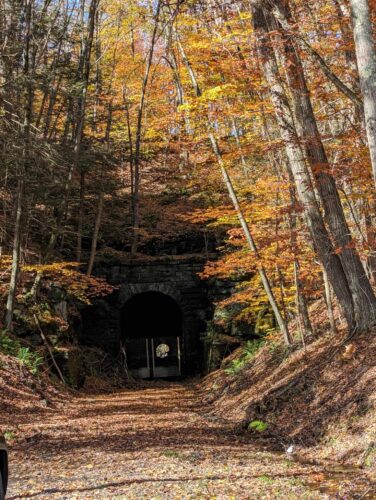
[248, 420, 269, 432]
[16, 347, 43, 375]
[0, 332, 43, 375]
[224, 339, 265, 374]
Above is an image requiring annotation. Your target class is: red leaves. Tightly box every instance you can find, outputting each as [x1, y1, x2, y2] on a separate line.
[334, 241, 357, 255]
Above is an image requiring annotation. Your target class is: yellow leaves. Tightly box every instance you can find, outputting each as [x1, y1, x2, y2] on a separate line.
[0, 256, 13, 268]
[201, 84, 238, 102]
[184, 205, 237, 226]
[8, 261, 116, 305]
[144, 127, 162, 141]
[189, 39, 213, 51]
[238, 12, 252, 22]
[22, 262, 80, 273]
[177, 103, 192, 113]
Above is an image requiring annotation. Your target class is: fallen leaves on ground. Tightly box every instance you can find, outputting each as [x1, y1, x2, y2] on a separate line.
[4, 381, 375, 499]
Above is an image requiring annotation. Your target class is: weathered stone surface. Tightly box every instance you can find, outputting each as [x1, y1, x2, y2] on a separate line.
[80, 256, 226, 375]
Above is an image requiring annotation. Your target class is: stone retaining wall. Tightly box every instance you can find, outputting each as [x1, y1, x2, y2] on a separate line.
[80, 256, 226, 375]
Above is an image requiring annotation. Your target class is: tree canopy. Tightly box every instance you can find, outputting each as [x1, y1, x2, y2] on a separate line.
[2, 0, 376, 340]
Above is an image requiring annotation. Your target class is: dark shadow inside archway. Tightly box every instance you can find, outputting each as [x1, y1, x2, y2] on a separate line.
[121, 291, 183, 339]
[121, 292, 183, 379]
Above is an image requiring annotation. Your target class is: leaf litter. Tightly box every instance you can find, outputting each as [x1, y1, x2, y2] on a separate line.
[3, 381, 375, 499]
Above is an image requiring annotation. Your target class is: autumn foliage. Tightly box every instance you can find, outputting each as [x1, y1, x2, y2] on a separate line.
[1, 0, 376, 340]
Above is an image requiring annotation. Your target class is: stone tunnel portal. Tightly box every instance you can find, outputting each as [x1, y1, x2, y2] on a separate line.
[79, 257, 227, 379]
[121, 292, 183, 378]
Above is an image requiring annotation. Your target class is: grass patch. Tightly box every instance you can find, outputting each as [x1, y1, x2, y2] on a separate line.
[17, 347, 43, 375]
[258, 475, 274, 484]
[225, 339, 265, 375]
[4, 430, 16, 442]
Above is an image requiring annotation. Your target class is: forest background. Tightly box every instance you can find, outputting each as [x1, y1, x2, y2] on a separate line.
[1, 0, 376, 349]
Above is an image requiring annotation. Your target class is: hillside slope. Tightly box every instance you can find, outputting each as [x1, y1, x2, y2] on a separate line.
[200, 321, 376, 476]
[0, 352, 68, 430]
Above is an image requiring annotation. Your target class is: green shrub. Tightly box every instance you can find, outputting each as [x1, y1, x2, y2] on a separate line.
[243, 339, 265, 357]
[225, 357, 247, 375]
[4, 431, 16, 442]
[248, 420, 269, 432]
[17, 347, 43, 375]
[0, 332, 43, 375]
[0, 331, 19, 356]
[224, 339, 264, 375]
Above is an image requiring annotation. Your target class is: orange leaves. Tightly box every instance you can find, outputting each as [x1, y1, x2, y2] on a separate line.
[333, 240, 357, 255]
[9, 260, 116, 305]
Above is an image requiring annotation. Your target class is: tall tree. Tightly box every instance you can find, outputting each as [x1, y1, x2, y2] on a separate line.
[252, 1, 376, 333]
[4, 0, 33, 330]
[131, 0, 162, 255]
[349, 0, 376, 191]
[172, 27, 291, 343]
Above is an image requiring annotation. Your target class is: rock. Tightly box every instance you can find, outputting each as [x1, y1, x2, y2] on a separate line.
[54, 300, 68, 321]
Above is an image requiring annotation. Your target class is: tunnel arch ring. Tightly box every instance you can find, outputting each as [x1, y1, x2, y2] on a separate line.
[118, 283, 183, 309]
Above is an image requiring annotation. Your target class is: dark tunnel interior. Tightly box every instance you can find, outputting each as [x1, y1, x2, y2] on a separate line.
[121, 291, 183, 339]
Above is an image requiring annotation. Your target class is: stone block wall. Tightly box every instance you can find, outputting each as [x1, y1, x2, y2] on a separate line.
[80, 256, 219, 375]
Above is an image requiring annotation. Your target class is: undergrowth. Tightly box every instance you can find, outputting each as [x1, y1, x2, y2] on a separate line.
[248, 419, 269, 432]
[224, 339, 265, 375]
[0, 331, 43, 375]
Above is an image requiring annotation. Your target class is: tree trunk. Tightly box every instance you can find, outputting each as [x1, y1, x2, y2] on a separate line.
[252, 4, 357, 331]
[254, 1, 376, 332]
[349, 0, 376, 191]
[5, 0, 32, 329]
[294, 260, 314, 339]
[323, 268, 337, 334]
[276, 0, 376, 332]
[131, 0, 161, 255]
[209, 133, 292, 345]
[5, 178, 23, 331]
[175, 28, 291, 343]
[267, 1, 362, 109]
[73, 0, 97, 258]
[87, 191, 104, 276]
[45, 0, 98, 260]
[363, 200, 376, 283]
[76, 170, 85, 263]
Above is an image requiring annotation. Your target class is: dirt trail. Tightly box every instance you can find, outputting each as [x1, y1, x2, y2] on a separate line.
[5, 382, 374, 499]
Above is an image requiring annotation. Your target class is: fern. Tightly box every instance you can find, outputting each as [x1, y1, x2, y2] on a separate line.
[0, 332, 43, 375]
[17, 347, 43, 375]
[224, 339, 265, 375]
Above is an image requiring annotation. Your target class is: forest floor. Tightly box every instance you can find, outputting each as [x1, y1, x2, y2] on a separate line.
[201, 314, 376, 476]
[4, 382, 376, 499]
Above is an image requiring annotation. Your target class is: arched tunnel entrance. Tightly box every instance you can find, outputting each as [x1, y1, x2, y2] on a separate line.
[80, 258, 221, 379]
[121, 292, 183, 379]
